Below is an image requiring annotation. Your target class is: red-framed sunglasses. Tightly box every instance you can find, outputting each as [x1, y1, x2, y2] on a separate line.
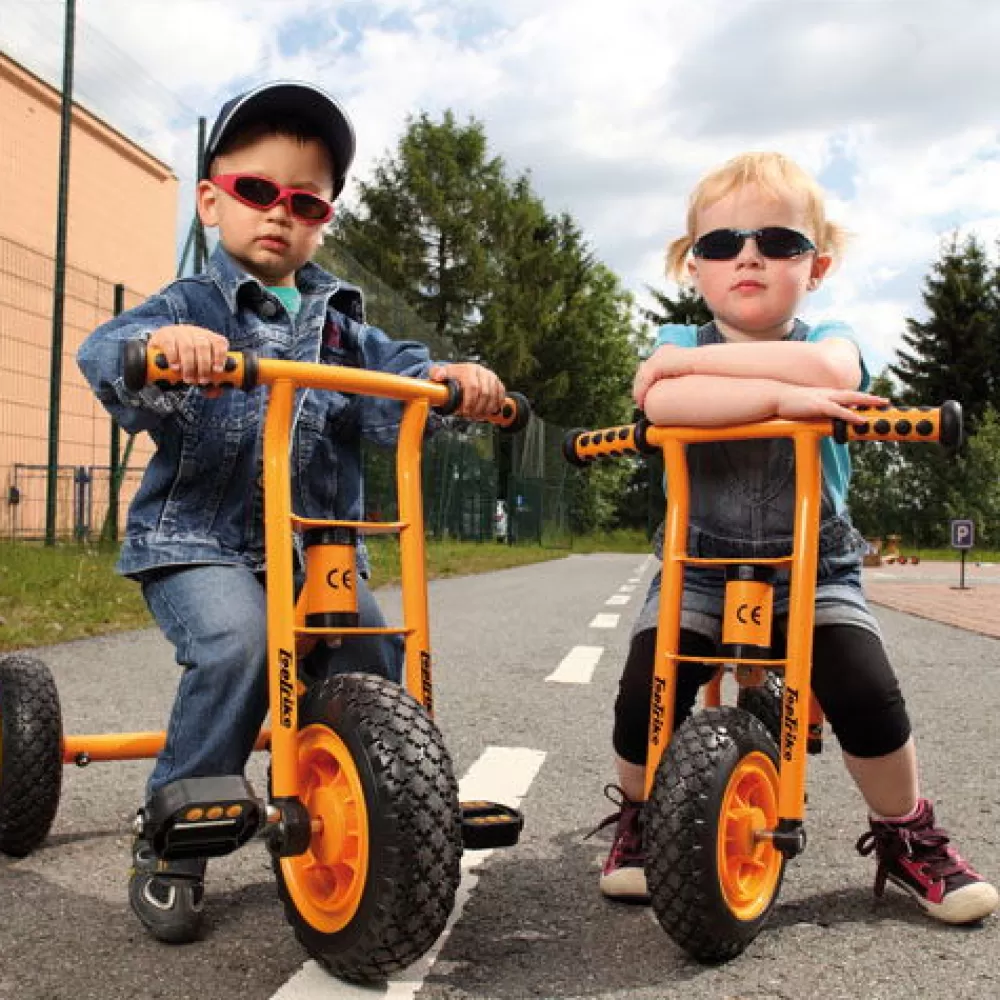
[211, 173, 335, 225]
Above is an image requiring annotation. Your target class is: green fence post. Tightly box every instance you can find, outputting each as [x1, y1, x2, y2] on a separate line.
[107, 283, 125, 542]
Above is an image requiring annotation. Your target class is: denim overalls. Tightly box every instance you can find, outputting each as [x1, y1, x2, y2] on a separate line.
[633, 320, 880, 642]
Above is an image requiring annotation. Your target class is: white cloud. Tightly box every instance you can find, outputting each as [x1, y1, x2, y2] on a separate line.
[3, 0, 999, 378]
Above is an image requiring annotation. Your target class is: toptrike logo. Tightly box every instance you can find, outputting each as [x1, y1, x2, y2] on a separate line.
[279, 648, 295, 728]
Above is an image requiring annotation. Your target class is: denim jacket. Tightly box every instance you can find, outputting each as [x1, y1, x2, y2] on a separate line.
[77, 245, 436, 578]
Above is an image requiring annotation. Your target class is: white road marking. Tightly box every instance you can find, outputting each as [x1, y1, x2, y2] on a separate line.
[605, 595, 630, 606]
[620, 584, 636, 593]
[546, 645, 604, 684]
[269, 746, 547, 1000]
[589, 613, 620, 629]
[628, 577, 640, 584]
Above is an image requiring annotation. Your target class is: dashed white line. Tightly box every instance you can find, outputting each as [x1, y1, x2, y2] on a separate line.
[546, 645, 604, 683]
[269, 746, 547, 999]
[605, 595, 630, 606]
[589, 613, 620, 629]
[619, 584, 636, 593]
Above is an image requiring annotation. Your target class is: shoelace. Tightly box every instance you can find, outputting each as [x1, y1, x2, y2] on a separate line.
[585, 784, 644, 859]
[857, 818, 968, 895]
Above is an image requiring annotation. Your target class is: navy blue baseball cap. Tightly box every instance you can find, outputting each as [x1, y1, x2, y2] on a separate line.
[202, 81, 356, 198]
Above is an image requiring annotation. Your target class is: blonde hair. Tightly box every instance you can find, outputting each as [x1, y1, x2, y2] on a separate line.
[665, 152, 848, 281]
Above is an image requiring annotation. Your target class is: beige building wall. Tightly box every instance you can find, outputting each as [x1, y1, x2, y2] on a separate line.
[0, 52, 179, 538]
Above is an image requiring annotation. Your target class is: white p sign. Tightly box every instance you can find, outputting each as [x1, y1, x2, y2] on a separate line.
[951, 519, 975, 550]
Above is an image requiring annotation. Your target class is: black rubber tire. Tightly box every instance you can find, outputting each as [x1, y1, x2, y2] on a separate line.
[736, 671, 783, 745]
[273, 673, 462, 984]
[0, 654, 63, 857]
[645, 706, 785, 963]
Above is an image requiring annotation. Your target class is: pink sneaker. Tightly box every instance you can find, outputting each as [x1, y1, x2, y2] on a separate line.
[591, 786, 650, 903]
[857, 798, 999, 924]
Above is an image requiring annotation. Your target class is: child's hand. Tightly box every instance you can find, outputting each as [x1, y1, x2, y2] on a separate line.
[148, 325, 230, 388]
[430, 363, 506, 420]
[633, 346, 691, 408]
[775, 385, 889, 423]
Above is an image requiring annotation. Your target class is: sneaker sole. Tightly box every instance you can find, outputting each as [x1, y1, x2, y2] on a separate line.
[887, 875, 1000, 924]
[599, 868, 650, 904]
[128, 876, 205, 944]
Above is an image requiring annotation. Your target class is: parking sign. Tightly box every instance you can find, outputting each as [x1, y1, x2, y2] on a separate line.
[951, 519, 975, 549]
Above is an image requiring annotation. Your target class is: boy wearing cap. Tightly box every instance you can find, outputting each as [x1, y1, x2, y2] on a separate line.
[77, 81, 505, 944]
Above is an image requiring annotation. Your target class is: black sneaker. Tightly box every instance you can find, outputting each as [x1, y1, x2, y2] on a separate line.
[129, 837, 207, 943]
[856, 798, 999, 924]
[590, 785, 650, 903]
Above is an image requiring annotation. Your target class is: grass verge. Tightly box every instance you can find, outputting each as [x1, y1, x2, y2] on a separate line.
[0, 532, 649, 652]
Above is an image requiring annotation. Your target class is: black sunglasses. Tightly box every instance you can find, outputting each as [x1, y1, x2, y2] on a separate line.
[692, 227, 816, 261]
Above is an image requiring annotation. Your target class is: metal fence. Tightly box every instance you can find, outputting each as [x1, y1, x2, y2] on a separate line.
[0, 234, 153, 540]
[1, 234, 582, 544]
[5, 463, 144, 542]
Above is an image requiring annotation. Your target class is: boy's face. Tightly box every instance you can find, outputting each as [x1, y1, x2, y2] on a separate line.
[687, 183, 831, 342]
[197, 133, 335, 287]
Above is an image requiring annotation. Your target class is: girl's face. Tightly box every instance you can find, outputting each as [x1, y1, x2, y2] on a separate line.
[687, 183, 832, 342]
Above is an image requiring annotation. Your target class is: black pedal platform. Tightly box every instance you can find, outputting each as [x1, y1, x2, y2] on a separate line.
[140, 776, 265, 860]
[461, 800, 524, 850]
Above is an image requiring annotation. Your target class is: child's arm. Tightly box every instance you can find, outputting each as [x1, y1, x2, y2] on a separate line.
[635, 338, 861, 409]
[335, 315, 504, 444]
[642, 375, 888, 428]
[634, 321, 868, 409]
[77, 294, 222, 433]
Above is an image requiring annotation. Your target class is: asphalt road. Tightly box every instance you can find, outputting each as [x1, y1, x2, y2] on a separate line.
[2, 552, 999, 1000]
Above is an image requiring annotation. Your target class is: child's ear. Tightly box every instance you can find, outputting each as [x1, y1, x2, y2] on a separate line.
[686, 257, 700, 288]
[808, 253, 833, 291]
[196, 179, 220, 227]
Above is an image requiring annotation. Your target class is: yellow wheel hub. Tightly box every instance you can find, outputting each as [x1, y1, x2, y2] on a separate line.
[716, 751, 782, 921]
[279, 724, 369, 933]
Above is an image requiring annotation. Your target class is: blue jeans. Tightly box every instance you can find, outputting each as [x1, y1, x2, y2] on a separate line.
[142, 564, 403, 798]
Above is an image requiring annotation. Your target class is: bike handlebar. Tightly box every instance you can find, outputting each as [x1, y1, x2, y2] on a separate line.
[830, 401, 962, 449]
[122, 342, 530, 432]
[562, 401, 963, 466]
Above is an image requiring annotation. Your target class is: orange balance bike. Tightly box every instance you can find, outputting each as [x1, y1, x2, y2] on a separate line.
[0, 342, 530, 983]
[564, 401, 962, 961]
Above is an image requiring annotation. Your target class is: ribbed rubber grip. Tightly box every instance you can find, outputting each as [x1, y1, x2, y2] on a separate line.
[122, 341, 258, 392]
[832, 401, 962, 450]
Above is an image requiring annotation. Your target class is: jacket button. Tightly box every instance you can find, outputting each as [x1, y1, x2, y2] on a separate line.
[260, 300, 278, 318]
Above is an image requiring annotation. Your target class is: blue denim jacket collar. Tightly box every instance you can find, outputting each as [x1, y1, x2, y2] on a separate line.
[207, 244, 338, 315]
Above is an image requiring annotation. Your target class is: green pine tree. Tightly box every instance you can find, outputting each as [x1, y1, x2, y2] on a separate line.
[641, 284, 713, 329]
[332, 111, 504, 349]
[890, 234, 996, 433]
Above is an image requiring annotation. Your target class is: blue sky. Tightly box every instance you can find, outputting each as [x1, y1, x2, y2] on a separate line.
[4, 0, 1000, 376]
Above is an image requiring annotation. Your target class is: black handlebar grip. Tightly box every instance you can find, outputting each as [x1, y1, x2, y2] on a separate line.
[121, 342, 258, 392]
[433, 383, 531, 432]
[563, 429, 590, 467]
[490, 392, 531, 433]
[833, 402, 963, 449]
[563, 420, 655, 466]
[122, 339, 149, 391]
[940, 399, 963, 451]
[432, 377, 464, 416]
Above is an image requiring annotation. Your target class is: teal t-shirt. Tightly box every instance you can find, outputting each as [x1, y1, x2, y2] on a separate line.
[268, 285, 302, 318]
[654, 320, 870, 512]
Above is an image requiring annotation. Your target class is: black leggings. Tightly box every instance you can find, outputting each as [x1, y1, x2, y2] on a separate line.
[613, 623, 911, 765]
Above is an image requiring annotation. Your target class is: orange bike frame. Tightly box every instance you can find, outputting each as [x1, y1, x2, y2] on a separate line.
[568, 402, 957, 839]
[62, 359, 508, 802]
[644, 421, 824, 824]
